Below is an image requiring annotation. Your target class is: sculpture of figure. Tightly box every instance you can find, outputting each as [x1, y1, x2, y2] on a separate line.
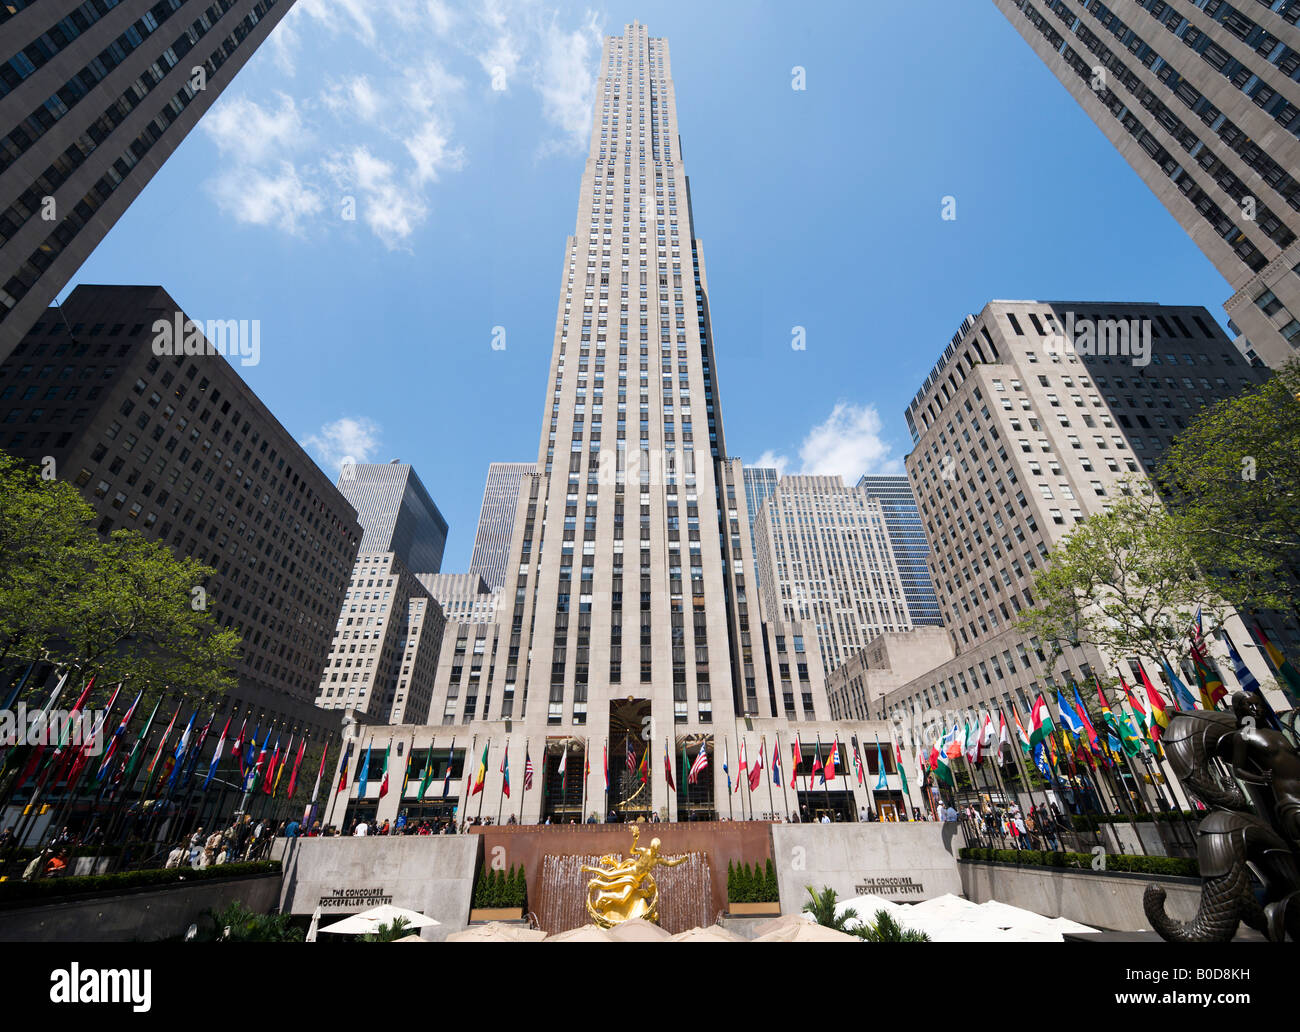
[582, 825, 687, 927]
[1144, 694, 1300, 942]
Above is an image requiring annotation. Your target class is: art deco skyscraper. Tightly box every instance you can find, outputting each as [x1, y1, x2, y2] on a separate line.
[993, 0, 1300, 368]
[0, 0, 298, 352]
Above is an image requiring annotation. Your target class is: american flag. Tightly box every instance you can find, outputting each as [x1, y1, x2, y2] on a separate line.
[625, 736, 636, 772]
[688, 742, 709, 784]
[523, 749, 534, 791]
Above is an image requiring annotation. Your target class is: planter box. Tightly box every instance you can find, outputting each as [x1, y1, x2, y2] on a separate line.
[727, 902, 780, 916]
[469, 907, 525, 922]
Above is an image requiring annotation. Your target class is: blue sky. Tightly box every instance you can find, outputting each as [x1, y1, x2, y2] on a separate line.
[63, 0, 1235, 572]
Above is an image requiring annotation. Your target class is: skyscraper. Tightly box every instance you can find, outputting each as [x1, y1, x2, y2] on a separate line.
[993, 0, 1300, 367]
[752, 475, 914, 674]
[0, 0, 299, 352]
[741, 465, 778, 588]
[468, 461, 534, 590]
[335, 461, 448, 574]
[857, 474, 943, 627]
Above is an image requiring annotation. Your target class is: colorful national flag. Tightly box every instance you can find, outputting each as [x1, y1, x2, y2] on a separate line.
[524, 748, 535, 792]
[874, 739, 888, 791]
[442, 736, 456, 798]
[97, 688, 142, 782]
[810, 736, 823, 784]
[1009, 703, 1032, 756]
[202, 714, 232, 790]
[770, 737, 783, 787]
[1029, 694, 1054, 746]
[688, 742, 708, 784]
[638, 746, 649, 785]
[357, 738, 373, 796]
[1071, 684, 1100, 753]
[748, 740, 764, 791]
[336, 738, 353, 793]
[419, 739, 436, 799]
[286, 736, 307, 798]
[1251, 624, 1300, 703]
[1158, 658, 1200, 711]
[1220, 631, 1281, 727]
[471, 741, 489, 795]
[310, 742, 328, 803]
[853, 739, 866, 786]
[665, 741, 677, 792]
[1136, 664, 1171, 739]
[825, 738, 838, 783]
[500, 744, 510, 799]
[895, 741, 909, 795]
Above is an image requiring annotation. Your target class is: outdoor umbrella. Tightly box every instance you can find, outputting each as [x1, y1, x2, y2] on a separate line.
[669, 924, 746, 942]
[446, 921, 547, 942]
[318, 904, 441, 936]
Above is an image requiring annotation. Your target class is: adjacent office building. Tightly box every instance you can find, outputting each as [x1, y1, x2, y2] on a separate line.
[467, 461, 534, 590]
[741, 464, 778, 589]
[994, 0, 1300, 367]
[752, 474, 914, 675]
[335, 461, 448, 575]
[0, 0, 299, 352]
[0, 285, 361, 735]
[857, 474, 943, 627]
[861, 301, 1279, 758]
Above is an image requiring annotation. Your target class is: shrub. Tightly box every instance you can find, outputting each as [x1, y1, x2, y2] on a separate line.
[208, 898, 302, 942]
[958, 846, 1197, 877]
[0, 861, 280, 906]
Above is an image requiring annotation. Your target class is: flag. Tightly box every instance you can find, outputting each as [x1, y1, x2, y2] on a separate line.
[723, 738, 731, 786]
[471, 741, 489, 795]
[826, 737, 838, 783]
[791, 737, 803, 789]
[309, 742, 328, 804]
[273, 734, 294, 797]
[1095, 681, 1125, 753]
[895, 741, 910, 796]
[1032, 742, 1052, 779]
[688, 741, 708, 784]
[944, 723, 963, 759]
[602, 743, 608, 790]
[203, 714, 232, 790]
[624, 737, 634, 773]
[262, 731, 282, 796]
[1136, 664, 1171, 739]
[1221, 630, 1281, 727]
[1190, 645, 1226, 709]
[1054, 689, 1082, 739]
[286, 737, 307, 798]
[737, 739, 748, 793]
[1251, 624, 1300, 702]
[335, 738, 353, 793]
[419, 738, 436, 800]
[1072, 684, 1100, 753]
[524, 748, 535, 792]
[1158, 658, 1200, 711]
[584, 747, 591, 780]
[97, 688, 142, 782]
[558, 743, 568, 776]
[665, 741, 677, 792]
[638, 746, 649, 785]
[18, 670, 71, 786]
[1009, 703, 1032, 756]
[875, 739, 888, 791]
[143, 704, 180, 794]
[771, 736, 783, 787]
[964, 720, 981, 764]
[179, 710, 214, 790]
[442, 736, 456, 798]
[67, 682, 123, 792]
[244, 723, 260, 778]
[810, 735, 823, 784]
[980, 713, 996, 754]
[357, 738, 373, 796]
[748, 740, 763, 791]
[1121, 674, 1152, 736]
[232, 718, 248, 777]
[933, 737, 954, 786]
[500, 744, 510, 799]
[852, 739, 865, 787]
[1029, 694, 1054, 746]
[996, 711, 1012, 759]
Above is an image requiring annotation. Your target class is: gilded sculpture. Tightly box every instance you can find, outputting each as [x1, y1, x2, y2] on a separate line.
[583, 825, 687, 927]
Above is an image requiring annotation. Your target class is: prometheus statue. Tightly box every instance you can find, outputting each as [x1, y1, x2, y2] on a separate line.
[583, 825, 687, 927]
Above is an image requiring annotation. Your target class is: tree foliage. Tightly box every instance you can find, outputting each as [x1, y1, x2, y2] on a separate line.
[0, 450, 239, 695]
[1016, 488, 1227, 673]
[802, 885, 856, 932]
[853, 908, 931, 942]
[1155, 360, 1300, 618]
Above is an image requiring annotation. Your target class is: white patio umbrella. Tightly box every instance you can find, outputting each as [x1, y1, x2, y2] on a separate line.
[305, 906, 322, 943]
[319, 904, 441, 936]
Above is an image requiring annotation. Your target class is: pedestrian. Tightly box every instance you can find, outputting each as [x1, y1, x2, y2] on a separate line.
[354, 818, 369, 836]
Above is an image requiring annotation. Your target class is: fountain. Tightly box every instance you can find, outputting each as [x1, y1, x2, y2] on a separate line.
[535, 849, 713, 934]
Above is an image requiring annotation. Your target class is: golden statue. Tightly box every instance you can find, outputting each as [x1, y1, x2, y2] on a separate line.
[582, 826, 687, 927]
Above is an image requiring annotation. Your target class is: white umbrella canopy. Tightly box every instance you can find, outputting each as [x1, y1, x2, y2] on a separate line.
[669, 924, 746, 942]
[545, 924, 613, 942]
[319, 904, 441, 936]
[606, 918, 673, 942]
[753, 921, 859, 943]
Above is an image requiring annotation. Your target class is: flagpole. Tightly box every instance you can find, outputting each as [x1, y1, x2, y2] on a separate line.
[603, 737, 609, 823]
[561, 738, 570, 823]
[518, 739, 528, 825]
[724, 736, 733, 821]
[821, 736, 832, 818]
[761, 735, 775, 820]
[581, 737, 589, 824]
[475, 738, 490, 823]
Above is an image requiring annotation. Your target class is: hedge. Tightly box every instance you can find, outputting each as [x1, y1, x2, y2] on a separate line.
[726, 859, 779, 903]
[0, 860, 282, 905]
[471, 864, 527, 909]
[959, 846, 1197, 877]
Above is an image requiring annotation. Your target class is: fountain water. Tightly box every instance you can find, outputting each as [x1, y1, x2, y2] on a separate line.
[535, 851, 713, 934]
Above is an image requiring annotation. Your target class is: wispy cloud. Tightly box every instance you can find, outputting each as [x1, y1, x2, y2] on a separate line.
[205, 1, 605, 247]
[759, 403, 904, 483]
[305, 416, 383, 473]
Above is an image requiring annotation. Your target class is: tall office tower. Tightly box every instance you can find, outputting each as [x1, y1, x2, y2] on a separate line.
[993, 0, 1300, 368]
[381, 24, 868, 827]
[314, 551, 444, 724]
[857, 474, 943, 627]
[416, 572, 498, 624]
[874, 300, 1279, 750]
[752, 475, 914, 675]
[0, 0, 298, 352]
[0, 285, 360, 736]
[468, 461, 534, 590]
[741, 465, 778, 588]
[335, 462, 448, 575]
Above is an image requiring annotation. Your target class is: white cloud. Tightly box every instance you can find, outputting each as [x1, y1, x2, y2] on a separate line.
[208, 161, 325, 234]
[406, 117, 465, 185]
[759, 403, 904, 483]
[533, 13, 601, 151]
[322, 75, 383, 121]
[305, 416, 383, 472]
[203, 93, 306, 164]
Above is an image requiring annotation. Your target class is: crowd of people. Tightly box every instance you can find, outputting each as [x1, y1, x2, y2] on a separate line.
[957, 800, 1070, 852]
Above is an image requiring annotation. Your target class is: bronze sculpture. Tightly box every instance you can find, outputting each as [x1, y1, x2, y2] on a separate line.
[1144, 693, 1300, 941]
[582, 826, 687, 927]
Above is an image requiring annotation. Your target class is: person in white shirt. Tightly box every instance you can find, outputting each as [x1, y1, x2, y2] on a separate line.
[819, 813, 831, 824]
[354, 821, 369, 837]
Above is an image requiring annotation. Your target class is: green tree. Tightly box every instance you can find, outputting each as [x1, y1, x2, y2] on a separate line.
[726, 859, 736, 902]
[0, 450, 240, 695]
[802, 885, 856, 932]
[764, 858, 778, 902]
[1016, 489, 1227, 676]
[1156, 359, 1300, 619]
[361, 917, 412, 942]
[854, 908, 930, 942]
[207, 900, 303, 942]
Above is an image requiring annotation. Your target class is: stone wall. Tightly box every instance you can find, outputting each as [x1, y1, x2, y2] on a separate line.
[960, 860, 1203, 932]
[277, 836, 481, 941]
[770, 822, 963, 910]
[0, 871, 282, 942]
